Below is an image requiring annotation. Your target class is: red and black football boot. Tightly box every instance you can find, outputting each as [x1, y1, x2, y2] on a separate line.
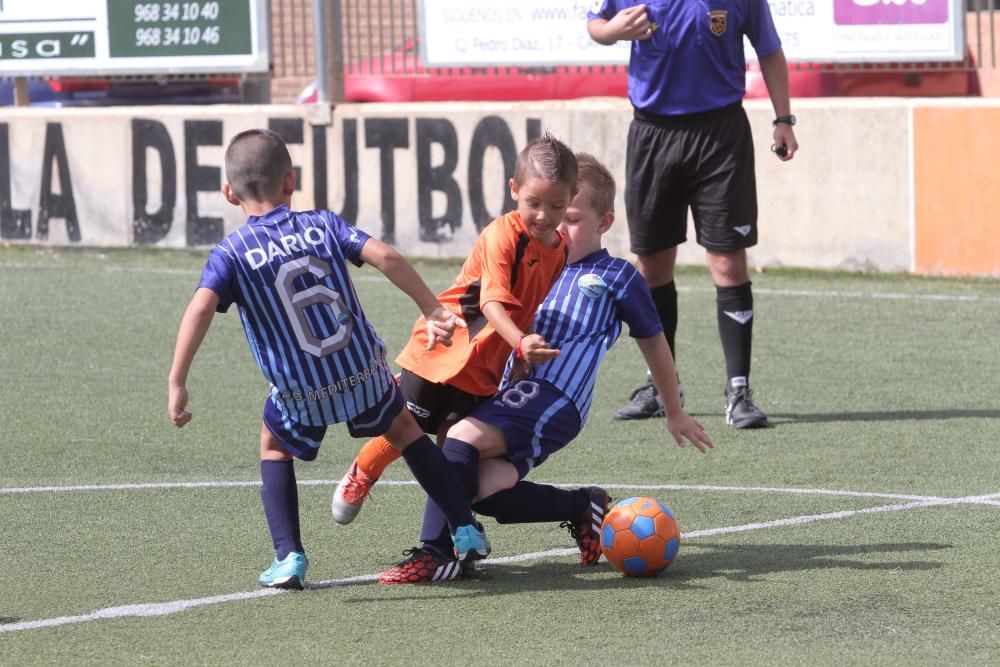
[378, 547, 464, 584]
[560, 486, 611, 566]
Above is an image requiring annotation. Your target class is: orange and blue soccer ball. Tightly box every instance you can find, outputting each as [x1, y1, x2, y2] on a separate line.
[600, 496, 680, 577]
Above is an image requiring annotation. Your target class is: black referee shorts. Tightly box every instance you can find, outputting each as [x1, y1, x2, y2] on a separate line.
[624, 102, 758, 254]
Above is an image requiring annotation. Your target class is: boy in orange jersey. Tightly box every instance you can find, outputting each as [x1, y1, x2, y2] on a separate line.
[332, 132, 577, 524]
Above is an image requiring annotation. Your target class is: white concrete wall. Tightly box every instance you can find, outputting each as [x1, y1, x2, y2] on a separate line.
[743, 98, 912, 272]
[0, 99, 916, 271]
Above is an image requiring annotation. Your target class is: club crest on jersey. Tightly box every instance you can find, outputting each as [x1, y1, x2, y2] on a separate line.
[708, 10, 727, 36]
[578, 273, 608, 299]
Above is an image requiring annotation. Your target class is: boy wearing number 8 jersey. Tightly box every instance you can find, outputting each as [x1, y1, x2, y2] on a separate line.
[331, 133, 575, 525]
[167, 129, 489, 590]
[379, 154, 713, 584]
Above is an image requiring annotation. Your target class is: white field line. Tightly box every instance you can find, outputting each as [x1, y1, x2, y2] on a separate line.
[0, 262, 198, 276]
[747, 286, 1000, 304]
[682, 492, 1000, 538]
[6, 479, 1000, 507]
[0, 480, 962, 504]
[2, 261, 998, 303]
[1, 490, 997, 635]
[0, 262, 387, 282]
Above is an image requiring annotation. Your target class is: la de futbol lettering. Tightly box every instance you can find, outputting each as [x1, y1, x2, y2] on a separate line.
[245, 227, 326, 270]
[280, 352, 387, 402]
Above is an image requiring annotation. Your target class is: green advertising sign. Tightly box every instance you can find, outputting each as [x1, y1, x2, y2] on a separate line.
[106, 1, 252, 58]
[0, 32, 97, 60]
[0, 0, 267, 75]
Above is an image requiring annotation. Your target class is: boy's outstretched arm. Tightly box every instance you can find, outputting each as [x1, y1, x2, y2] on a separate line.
[359, 237, 465, 349]
[168, 288, 219, 428]
[635, 334, 714, 453]
[482, 301, 559, 364]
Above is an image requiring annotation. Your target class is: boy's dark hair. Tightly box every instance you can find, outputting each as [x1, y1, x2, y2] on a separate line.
[575, 153, 616, 216]
[513, 132, 577, 188]
[225, 129, 293, 202]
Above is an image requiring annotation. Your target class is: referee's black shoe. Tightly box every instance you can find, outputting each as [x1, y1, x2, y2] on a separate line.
[724, 379, 769, 428]
[613, 379, 684, 420]
[613, 381, 663, 420]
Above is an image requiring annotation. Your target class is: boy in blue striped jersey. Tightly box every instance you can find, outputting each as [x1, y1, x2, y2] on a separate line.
[380, 154, 713, 583]
[167, 129, 489, 590]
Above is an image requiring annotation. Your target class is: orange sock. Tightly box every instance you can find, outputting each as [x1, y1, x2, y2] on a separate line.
[355, 436, 402, 480]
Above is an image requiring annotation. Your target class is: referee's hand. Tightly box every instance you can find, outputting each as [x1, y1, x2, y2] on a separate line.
[772, 124, 798, 161]
[609, 4, 654, 41]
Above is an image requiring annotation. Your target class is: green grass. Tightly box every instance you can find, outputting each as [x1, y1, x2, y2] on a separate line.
[1, 246, 999, 665]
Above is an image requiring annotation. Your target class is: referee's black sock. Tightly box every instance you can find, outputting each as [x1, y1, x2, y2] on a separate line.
[716, 281, 754, 384]
[649, 281, 678, 362]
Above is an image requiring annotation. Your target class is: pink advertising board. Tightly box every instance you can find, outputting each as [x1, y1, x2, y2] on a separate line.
[834, 0, 950, 26]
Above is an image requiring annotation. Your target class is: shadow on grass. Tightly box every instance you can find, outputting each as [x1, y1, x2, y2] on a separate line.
[335, 541, 951, 601]
[768, 409, 1000, 424]
[663, 541, 950, 583]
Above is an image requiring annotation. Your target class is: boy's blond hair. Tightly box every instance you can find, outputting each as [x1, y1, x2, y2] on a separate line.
[513, 132, 577, 188]
[574, 153, 616, 217]
[224, 129, 293, 202]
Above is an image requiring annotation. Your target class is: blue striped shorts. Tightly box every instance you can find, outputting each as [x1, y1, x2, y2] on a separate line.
[262, 382, 404, 461]
[468, 378, 581, 479]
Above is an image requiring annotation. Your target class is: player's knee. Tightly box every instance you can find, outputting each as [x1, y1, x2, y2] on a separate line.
[447, 418, 507, 457]
[259, 427, 294, 461]
[707, 249, 749, 286]
[636, 251, 677, 286]
[445, 418, 478, 443]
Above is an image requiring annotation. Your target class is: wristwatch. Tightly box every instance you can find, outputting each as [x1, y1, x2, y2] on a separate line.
[773, 114, 796, 127]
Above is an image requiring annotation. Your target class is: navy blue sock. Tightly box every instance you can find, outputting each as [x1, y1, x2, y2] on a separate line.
[259, 460, 303, 560]
[716, 281, 754, 381]
[442, 438, 481, 498]
[418, 438, 480, 553]
[419, 496, 454, 556]
[473, 481, 585, 524]
[401, 435, 476, 544]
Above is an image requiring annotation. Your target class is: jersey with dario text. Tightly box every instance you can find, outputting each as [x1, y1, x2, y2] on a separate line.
[501, 249, 661, 423]
[198, 204, 395, 427]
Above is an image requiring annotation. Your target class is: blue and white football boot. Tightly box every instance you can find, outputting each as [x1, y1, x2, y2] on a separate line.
[259, 551, 308, 590]
[451, 522, 491, 563]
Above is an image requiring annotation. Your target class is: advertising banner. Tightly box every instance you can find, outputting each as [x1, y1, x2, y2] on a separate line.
[418, 0, 965, 65]
[763, 0, 965, 62]
[0, 0, 269, 75]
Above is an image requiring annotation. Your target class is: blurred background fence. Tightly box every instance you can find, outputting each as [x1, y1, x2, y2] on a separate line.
[269, 0, 1000, 103]
[5, 0, 999, 105]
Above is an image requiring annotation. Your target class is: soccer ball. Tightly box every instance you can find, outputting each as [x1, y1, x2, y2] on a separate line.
[600, 496, 680, 577]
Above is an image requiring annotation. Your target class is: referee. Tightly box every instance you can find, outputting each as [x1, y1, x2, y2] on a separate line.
[587, 1, 798, 428]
